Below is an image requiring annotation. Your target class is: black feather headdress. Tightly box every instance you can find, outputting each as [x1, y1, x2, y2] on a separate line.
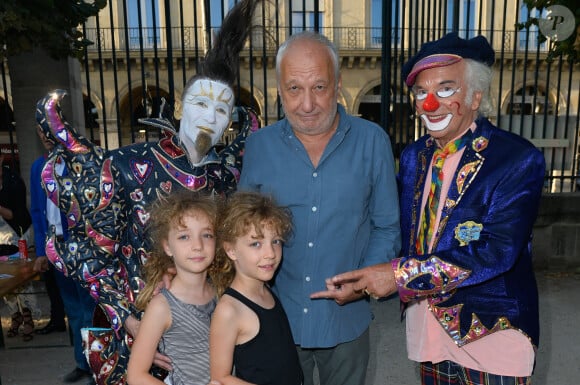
[200, 0, 260, 88]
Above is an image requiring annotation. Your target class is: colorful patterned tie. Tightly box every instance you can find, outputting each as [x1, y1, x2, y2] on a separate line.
[416, 131, 472, 254]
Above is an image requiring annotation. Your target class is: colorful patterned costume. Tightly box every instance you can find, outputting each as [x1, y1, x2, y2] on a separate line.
[394, 117, 544, 348]
[36, 90, 258, 384]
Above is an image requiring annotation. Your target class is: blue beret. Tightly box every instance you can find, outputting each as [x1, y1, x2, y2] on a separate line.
[402, 32, 495, 86]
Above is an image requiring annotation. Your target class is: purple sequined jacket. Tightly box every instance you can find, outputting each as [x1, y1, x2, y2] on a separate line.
[394, 117, 543, 348]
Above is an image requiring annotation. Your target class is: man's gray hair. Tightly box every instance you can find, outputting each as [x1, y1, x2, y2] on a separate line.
[275, 31, 340, 86]
[464, 58, 494, 117]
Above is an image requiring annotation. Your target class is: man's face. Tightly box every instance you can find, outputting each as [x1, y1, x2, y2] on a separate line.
[413, 61, 481, 146]
[179, 79, 234, 158]
[277, 39, 341, 136]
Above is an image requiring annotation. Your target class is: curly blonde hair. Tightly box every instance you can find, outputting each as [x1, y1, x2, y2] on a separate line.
[213, 191, 293, 296]
[135, 191, 219, 310]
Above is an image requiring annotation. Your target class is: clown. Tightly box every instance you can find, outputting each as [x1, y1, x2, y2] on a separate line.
[313, 32, 545, 385]
[35, 1, 261, 383]
[408, 53, 483, 144]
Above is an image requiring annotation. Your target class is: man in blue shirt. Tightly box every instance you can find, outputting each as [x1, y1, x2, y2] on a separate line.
[239, 31, 401, 385]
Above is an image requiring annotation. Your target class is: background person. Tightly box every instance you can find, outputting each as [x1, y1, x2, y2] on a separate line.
[313, 32, 545, 385]
[0, 154, 35, 343]
[32, 128, 68, 340]
[0, 154, 32, 247]
[30, 126, 96, 384]
[239, 31, 401, 385]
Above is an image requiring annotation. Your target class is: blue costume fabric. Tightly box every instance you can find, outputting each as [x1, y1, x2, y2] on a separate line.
[30, 155, 96, 372]
[35, 91, 257, 384]
[395, 117, 544, 348]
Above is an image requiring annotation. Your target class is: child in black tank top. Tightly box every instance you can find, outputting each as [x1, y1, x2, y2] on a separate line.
[210, 191, 303, 385]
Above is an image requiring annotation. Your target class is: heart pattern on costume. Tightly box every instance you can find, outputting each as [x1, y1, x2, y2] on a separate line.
[68, 213, 77, 224]
[139, 249, 149, 265]
[46, 181, 56, 193]
[130, 189, 144, 202]
[56, 130, 68, 143]
[72, 162, 83, 174]
[136, 209, 150, 226]
[102, 182, 113, 195]
[84, 187, 97, 201]
[122, 246, 132, 257]
[130, 159, 153, 185]
[160, 181, 172, 194]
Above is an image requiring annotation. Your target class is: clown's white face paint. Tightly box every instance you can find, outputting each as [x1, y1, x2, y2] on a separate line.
[420, 113, 452, 132]
[413, 61, 481, 146]
[179, 79, 234, 164]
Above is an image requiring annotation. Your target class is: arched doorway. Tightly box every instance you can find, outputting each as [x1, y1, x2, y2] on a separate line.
[503, 84, 557, 116]
[119, 86, 172, 145]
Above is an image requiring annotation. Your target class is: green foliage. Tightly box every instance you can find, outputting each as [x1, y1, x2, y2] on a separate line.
[0, 0, 107, 61]
[516, 0, 580, 63]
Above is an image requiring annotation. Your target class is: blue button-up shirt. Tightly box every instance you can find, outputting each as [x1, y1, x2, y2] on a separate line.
[239, 105, 401, 348]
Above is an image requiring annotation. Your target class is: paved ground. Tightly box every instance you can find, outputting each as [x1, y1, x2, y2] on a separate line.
[0, 270, 578, 384]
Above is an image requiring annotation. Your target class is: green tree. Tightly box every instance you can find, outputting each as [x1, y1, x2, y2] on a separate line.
[517, 0, 580, 63]
[0, 0, 106, 183]
[0, 0, 106, 61]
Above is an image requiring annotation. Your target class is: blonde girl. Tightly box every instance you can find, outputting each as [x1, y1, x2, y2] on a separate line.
[128, 191, 218, 385]
[209, 191, 303, 385]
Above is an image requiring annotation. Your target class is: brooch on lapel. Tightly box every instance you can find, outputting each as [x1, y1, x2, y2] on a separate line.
[456, 161, 479, 194]
[454, 221, 483, 246]
[472, 136, 488, 152]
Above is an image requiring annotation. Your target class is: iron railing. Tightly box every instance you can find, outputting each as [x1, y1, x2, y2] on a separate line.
[78, 23, 578, 193]
[83, 26, 551, 54]
[0, 1, 578, 193]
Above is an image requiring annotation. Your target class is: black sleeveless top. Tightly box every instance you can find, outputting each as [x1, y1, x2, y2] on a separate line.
[224, 287, 303, 385]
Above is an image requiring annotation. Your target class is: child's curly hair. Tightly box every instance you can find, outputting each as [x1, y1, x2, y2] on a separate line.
[213, 191, 293, 296]
[135, 190, 219, 310]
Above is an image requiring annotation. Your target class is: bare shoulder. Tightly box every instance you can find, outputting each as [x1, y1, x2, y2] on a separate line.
[213, 294, 241, 322]
[133, 293, 172, 344]
[212, 291, 259, 344]
[142, 292, 171, 327]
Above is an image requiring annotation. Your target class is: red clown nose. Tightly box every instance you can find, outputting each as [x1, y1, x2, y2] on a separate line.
[422, 93, 440, 112]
